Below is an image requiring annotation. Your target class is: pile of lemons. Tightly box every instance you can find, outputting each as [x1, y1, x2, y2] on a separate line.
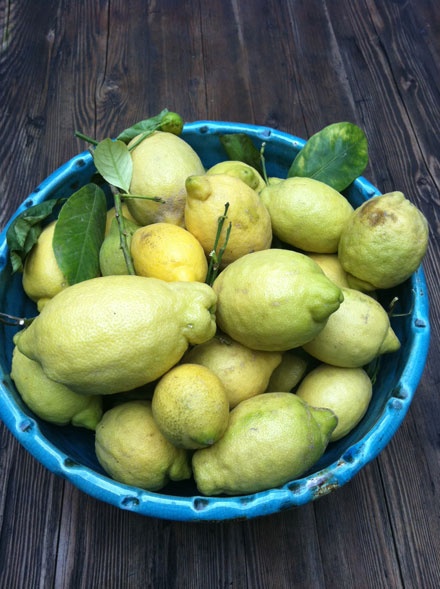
[10, 129, 429, 496]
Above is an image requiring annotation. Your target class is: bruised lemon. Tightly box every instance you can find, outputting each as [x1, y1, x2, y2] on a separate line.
[130, 222, 208, 282]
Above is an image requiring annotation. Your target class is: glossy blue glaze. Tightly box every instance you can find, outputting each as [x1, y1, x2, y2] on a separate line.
[0, 121, 430, 521]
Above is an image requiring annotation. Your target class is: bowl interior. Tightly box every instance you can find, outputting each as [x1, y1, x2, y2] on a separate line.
[0, 121, 430, 521]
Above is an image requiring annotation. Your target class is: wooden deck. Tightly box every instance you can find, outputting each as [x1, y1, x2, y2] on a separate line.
[0, 1, 439, 587]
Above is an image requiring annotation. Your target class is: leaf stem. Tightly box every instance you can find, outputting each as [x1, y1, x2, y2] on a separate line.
[110, 186, 136, 275]
[0, 312, 34, 327]
[75, 131, 99, 146]
[205, 203, 231, 286]
[127, 124, 162, 152]
[260, 142, 269, 184]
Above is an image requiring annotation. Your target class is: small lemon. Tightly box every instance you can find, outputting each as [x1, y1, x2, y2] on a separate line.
[185, 173, 272, 268]
[105, 204, 139, 235]
[152, 363, 229, 449]
[15, 275, 217, 395]
[126, 131, 205, 227]
[192, 392, 337, 495]
[10, 346, 102, 429]
[212, 249, 343, 351]
[22, 221, 68, 311]
[307, 253, 351, 288]
[130, 222, 208, 282]
[265, 350, 308, 392]
[296, 364, 373, 441]
[182, 333, 282, 407]
[99, 216, 140, 276]
[260, 177, 354, 253]
[338, 191, 429, 290]
[95, 400, 191, 491]
[206, 160, 266, 192]
[303, 287, 400, 367]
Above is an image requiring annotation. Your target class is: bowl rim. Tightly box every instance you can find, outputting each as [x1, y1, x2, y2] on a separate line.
[0, 120, 431, 521]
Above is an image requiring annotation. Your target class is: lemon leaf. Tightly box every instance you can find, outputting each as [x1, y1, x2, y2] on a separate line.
[116, 109, 171, 143]
[6, 199, 65, 273]
[93, 138, 133, 193]
[219, 134, 263, 174]
[287, 122, 369, 191]
[53, 184, 107, 285]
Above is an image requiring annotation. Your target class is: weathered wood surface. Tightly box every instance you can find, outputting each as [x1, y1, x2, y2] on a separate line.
[0, 1, 439, 587]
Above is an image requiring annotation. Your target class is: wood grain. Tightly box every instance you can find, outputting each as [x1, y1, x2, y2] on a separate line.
[0, 1, 439, 587]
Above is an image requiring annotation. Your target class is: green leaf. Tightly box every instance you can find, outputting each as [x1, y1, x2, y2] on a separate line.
[93, 138, 133, 192]
[6, 199, 64, 273]
[219, 134, 263, 174]
[287, 122, 369, 191]
[116, 109, 171, 144]
[53, 184, 107, 285]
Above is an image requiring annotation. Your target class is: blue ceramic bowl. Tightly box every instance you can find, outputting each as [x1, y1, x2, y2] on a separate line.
[0, 121, 430, 521]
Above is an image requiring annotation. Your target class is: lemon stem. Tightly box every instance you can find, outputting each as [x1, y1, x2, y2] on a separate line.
[206, 203, 231, 286]
[260, 142, 269, 184]
[110, 186, 137, 275]
[0, 312, 34, 327]
[74, 131, 99, 146]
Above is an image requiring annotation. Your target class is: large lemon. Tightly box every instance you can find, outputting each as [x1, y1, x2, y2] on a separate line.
[126, 131, 205, 227]
[212, 249, 343, 351]
[15, 275, 217, 395]
[192, 392, 337, 495]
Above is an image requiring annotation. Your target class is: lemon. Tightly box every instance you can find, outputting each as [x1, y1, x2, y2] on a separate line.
[260, 177, 354, 253]
[206, 160, 266, 192]
[130, 222, 208, 282]
[307, 253, 351, 288]
[212, 249, 343, 351]
[182, 333, 282, 407]
[99, 216, 140, 276]
[296, 364, 373, 441]
[95, 400, 191, 491]
[338, 191, 429, 290]
[126, 131, 205, 227]
[15, 275, 217, 395]
[265, 350, 308, 392]
[303, 287, 400, 367]
[192, 392, 337, 495]
[185, 173, 272, 268]
[22, 221, 68, 311]
[152, 363, 229, 449]
[105, 204, 139, 235]
[10, 346, 102, 429]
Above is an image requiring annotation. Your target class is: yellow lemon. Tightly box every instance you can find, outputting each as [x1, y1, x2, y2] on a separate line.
[206, 160, 266, 192]
[185, 173, 272, 268]
[22, 221, 68, 311]
[130, 222, 208, 282]
[296, 364, 373, 441]
[338, 191, 429, 290]
[260, 177, 354, 253]
[303, 287, 400, 367]
[15, 275, 217, 395]
[10, 346, 103, 430]
[182, 332, 282, 408]
[95, 400, 191, 491]
[126, 131, 205, 227]
[192, 392, 337, 495]
[212, 249, 343, 351]
[307, 253, 351, 288]
[152, 363, 230, 449]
